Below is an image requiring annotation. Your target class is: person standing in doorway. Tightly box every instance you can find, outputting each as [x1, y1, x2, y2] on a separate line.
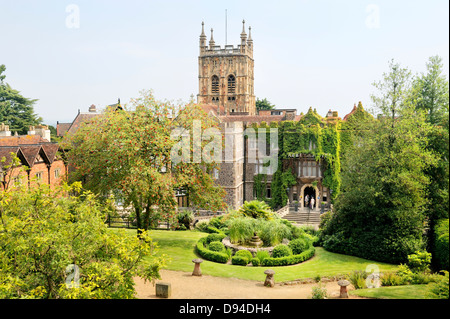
[305, 194, 309, 209]
[310, 197, 315, 210]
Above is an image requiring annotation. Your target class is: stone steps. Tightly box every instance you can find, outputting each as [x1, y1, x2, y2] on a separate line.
[282, 210, 321, 225]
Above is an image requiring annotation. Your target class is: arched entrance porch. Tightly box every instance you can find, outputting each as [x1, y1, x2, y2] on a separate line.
[300, 184, 319, 209]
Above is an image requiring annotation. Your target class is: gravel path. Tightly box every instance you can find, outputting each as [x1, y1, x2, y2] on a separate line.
[134, 269, 365, 299]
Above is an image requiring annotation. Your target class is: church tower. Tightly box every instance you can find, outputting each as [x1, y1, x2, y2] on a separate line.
[197, 20, 256, 115]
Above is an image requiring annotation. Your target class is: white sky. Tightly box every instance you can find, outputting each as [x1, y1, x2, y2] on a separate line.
[0, 0, 448, 126]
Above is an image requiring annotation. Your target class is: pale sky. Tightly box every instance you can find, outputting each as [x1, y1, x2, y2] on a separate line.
[0, 0, 448, 126]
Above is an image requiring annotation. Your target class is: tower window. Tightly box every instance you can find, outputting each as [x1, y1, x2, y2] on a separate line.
[212, 75, 219, 94]
[227, 75, 236, 94]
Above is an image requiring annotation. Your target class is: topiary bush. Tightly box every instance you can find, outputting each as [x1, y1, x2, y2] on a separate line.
[235, 249, 253, 263]
[196, 237, 228, 263]
[208, 241, 225, 253]
[288, 238, 310, 255]
[272, 244, 292, 258]
[256, 250, 270, 263]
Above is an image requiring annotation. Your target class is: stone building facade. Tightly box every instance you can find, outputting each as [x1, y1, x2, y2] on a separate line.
[195, 21, 359, 210]
[197, 20, 256, 116]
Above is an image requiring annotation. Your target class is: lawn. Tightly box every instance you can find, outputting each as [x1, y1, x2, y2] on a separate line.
[349, 285, 432, 299]
[137, 229, 399, 282]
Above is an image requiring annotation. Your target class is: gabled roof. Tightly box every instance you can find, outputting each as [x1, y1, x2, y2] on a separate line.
[66, 112, 100, 135]
[0, 146, 20, 168]
[56, 122, 71, 137]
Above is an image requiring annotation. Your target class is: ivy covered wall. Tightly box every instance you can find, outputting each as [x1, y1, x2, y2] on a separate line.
[252, 105, 372, 210]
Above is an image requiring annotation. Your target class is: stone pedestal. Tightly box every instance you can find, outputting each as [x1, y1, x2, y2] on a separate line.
[338, 280, 350, 298]
[192, 258, 203, 276]
[264, 269, 275, 287]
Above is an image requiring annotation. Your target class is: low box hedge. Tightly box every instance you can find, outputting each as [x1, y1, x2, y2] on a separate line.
[261, 247, 315, 267]
[231, 256, 249, 266]
[196, 237, 229, 263]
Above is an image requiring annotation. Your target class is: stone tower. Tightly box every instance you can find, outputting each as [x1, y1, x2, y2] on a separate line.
[197, 20, 256, 115]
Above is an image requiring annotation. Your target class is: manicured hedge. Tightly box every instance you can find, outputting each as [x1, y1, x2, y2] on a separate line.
[261, 247, 315, 266]
[231, 256, 249, 266]
[196, 237, 229, 263]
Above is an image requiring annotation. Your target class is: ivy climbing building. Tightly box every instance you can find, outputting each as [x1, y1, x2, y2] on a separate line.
[189, 21, 374, 211]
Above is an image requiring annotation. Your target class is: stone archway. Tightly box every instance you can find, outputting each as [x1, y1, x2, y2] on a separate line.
[300, 184, 319, 209]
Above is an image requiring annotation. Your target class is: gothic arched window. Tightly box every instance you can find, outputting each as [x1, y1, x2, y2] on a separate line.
[211, 75, 219, 94]
[227, 75, 236, 94]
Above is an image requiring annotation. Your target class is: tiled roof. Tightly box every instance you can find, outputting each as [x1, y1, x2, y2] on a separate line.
[0, 135, 49, 146]
[66, 112, 100, 135]
[0, 146, 20, 167]
[218, 114, 284, 124]
[56, 122, 71, 136]
[343, 104, 357, 121]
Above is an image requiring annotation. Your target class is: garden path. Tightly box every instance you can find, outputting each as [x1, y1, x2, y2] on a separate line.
[134, 269, 365, 299]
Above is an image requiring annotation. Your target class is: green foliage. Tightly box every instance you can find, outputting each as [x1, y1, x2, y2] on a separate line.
[235, 249, 253, 264]
[272, 244, 292, 258]
[427, 271, 449, 299]
[238, 200, 275, 220]
[256, 250, 270, 263]
[176, 211, 194, 230]
[196, 237, 228, 263]
[250, 258, 260, 266]
[433, 219, 449, 271]
[311, 282, 328, 299]
[0, 64, 42, 135]
[407, 250, 432, 273]
[0, 182, 166, 299]
[208, 241, 225, 253]
[261, 247, 315, 267]
[255, 97, 275, 111]
[347, 270, 368, 289]
[380, 272, 405, 286]
[205, 233, 226, 244]
[64, 90, 226, 235]
[228, 217, 256, 245]
[231, 256, 249, 266]
[288, 238, 310, 255]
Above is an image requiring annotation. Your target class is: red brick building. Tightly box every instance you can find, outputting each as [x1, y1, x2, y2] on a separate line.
[0, 124, 66, 190]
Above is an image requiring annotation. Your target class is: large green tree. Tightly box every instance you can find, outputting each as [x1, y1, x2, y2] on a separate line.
[64, 90, 226, 235]
[321, 60, 437, 264]
[256, 98, 275, 111]
[0, 181, 165, 299]
[0, 65, 42, 134]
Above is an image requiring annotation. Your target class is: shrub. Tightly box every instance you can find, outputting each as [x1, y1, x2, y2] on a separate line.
[208, 241, 225, 252]
[262, 247, 315, 266]
[228, 217, 256, 245]
[258, 220, 292, 246]
[194, 220, 209, 232]
[205, 233, 226, 244]
[380, 272, 404, 286]
[231, 256, 249, 266]
[407, 250, 431, 273]
[251, 258, 260, 266]
[209, 215, 227, 229]
[176, 211, 194, 229]
[288, 238, 310, 255]
[196, 237, 228, 263]
[348, 270, 367, 289]
[427, 271, 449, 299]
[311, 282, 327, 299]
[433, 219, 449, 271]
[235, 249, 253, 263]
[395, 264, 414, 284]
[238, 200, 275, 220]
[256, 250, 270, 263]
[272, 244, 292, 258]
